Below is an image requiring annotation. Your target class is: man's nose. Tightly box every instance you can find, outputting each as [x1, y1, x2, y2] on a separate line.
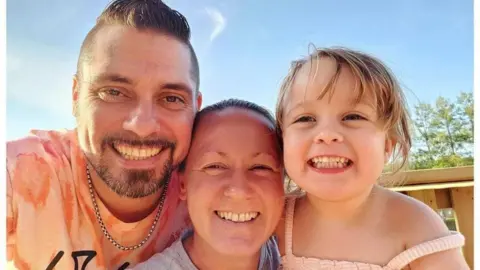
[123, 101, 160, 138]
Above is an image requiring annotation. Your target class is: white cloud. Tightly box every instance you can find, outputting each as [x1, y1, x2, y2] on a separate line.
[204, 7, 226, 42]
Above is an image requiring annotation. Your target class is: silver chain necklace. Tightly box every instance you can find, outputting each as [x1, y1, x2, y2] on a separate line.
[86, 166, 169, 251]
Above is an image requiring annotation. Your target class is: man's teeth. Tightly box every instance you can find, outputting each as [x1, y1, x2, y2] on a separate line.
[310, 156, 350, 168]
[114, 143, 162, 160]
[216, 211, 259, 222]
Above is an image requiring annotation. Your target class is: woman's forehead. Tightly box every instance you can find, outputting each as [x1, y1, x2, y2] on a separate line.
[189, 110, 279, 157]
[197, 108, 274, 135]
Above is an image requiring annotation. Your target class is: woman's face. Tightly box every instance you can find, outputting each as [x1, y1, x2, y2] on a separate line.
[180, 107, 284, 256]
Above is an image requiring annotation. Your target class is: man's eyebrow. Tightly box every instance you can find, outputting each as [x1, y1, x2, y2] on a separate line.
[90, 74, 194, 93]
[91, 73, 133, 85]
[162, 82, 194, 95]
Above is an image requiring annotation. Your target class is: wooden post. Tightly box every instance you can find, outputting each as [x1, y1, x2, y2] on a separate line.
[451, 187, 474, 269]
[434, 189, 452, 209]
[407, 190, 439, 211]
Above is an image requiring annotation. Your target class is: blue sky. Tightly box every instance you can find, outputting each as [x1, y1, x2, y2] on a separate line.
[6, 0, 473, 140]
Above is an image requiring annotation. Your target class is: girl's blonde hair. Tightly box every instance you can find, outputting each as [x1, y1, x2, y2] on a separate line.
[275, 47, 412, 192]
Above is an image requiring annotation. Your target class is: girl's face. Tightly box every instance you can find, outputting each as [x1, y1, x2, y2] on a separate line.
[180, 108, 284, 256]
[282, 57, 393, 201]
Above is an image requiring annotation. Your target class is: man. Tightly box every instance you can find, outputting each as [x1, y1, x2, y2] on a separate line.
[7, 0, 202, 269]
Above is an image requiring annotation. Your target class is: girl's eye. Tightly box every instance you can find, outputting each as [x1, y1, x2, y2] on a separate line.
[294, 115, 315, 123]
[343, 114, 366, 121]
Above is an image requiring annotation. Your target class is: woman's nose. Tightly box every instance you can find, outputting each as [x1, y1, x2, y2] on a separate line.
[223, 172, 254, 200]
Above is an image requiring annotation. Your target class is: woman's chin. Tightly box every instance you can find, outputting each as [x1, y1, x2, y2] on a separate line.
[207, 232, 264, 257]
[213, 240, 262, 257]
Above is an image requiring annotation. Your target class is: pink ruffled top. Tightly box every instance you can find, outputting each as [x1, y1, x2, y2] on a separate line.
[281, 197, 465, 270]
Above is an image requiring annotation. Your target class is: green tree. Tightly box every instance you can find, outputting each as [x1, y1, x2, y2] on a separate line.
[435, 96, 462, 156]
[410, 103, 439, 169]
[456, 91, 474, 146]
[409, 91, 474, 170]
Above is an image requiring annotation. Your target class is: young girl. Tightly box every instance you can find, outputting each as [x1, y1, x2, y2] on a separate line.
[132, 99, 284, 270]
[275, 47, 469, 269]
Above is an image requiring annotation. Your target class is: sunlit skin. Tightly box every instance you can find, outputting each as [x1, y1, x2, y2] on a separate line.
[180, 108, 284, 270]
[72, 25, 202, 222]
[275, 57, 469, 269]
[282, 57, 393, 203]
[276, 58, 402, 264]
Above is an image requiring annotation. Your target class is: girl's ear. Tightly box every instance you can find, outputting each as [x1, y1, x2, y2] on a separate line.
[384, 137, 395, 164]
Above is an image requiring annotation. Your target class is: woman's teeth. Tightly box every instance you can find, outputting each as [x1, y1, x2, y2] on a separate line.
[113, 143, 162, 160]
[215, 211, 259, 222]
[310, 156, 351, 169]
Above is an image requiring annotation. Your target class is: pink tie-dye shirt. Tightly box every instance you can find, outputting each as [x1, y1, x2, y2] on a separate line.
[7, 129, 189, 270]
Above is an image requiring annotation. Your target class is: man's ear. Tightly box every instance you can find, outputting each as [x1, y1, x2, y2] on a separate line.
[179, 173, 187, 201]
[72, 74, 79, 118]
[196, 91, 203, 111]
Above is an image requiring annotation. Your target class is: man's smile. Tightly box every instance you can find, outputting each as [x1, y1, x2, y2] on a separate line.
[112, 142, 164, 160]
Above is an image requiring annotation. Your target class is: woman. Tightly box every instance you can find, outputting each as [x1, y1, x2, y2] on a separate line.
[132, 99, 285, 269]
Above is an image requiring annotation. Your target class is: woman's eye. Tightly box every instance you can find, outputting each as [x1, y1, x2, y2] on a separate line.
[203, 164, 226, 170]
[294, 115, 315, 123]
[206, 165, 222, 169]
[250, 164, 273, 171]
[343, 114, 366, 121]
[202, 164, 228, 175]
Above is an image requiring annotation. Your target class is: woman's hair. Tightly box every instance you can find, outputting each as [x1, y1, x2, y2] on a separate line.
[178, 98, 281, 172]
[275, 47, 412, 192]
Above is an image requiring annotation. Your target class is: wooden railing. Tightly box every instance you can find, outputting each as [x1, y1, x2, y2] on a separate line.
[381, 166, 474, 269]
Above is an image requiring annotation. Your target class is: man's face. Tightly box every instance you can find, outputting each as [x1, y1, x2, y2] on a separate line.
[73, 25, 202, 198]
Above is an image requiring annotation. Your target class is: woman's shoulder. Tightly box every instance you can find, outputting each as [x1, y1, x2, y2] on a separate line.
[259, 235, 282, 269]
[129, 232, 197, 270]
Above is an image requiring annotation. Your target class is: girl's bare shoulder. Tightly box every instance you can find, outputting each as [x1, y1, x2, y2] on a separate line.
[379, 187, 450, 247]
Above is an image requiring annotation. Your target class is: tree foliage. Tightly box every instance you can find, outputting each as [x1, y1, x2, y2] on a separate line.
[409, 91, 473, 170]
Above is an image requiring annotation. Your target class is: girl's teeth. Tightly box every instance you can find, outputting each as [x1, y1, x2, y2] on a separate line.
[310, 156, 350, 169]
